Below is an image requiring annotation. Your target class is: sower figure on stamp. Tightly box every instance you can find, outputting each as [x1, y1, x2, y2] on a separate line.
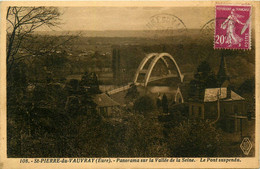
[221, 9, 245, 47]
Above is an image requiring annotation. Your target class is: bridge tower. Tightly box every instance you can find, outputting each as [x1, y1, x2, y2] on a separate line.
[112, 48, 121, 85]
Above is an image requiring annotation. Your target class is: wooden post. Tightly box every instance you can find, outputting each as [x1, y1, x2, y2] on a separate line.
[240, 118, 243, 140]
[234, 113, 237, 132]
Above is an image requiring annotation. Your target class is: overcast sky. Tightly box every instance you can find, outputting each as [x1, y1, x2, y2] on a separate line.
[51, 7, 214, 31]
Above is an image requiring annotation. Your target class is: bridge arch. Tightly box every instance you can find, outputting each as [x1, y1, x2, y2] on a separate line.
[134, 52, 184, 87]
[133, 53, 158, 83]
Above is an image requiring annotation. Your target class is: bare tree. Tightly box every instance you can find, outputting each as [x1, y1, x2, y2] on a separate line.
[6, 7, 60, 76]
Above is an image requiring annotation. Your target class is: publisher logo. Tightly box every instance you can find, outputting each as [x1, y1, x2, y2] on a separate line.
[240, 137, 252, 155]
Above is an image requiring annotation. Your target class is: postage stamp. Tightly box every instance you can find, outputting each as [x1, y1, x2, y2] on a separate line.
[214, 4, 251, 50]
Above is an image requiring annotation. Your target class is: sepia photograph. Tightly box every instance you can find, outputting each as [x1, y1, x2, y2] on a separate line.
[0, 1, 259, 169]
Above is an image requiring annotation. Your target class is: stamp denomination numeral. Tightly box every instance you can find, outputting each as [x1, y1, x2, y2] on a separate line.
[215, 35, 226, 45]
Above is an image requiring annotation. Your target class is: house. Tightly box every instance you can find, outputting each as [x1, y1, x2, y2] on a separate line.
[93, 93, 121, 117]
[189, 87, 246, 132]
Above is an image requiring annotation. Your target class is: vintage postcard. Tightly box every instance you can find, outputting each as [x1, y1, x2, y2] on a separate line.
[0, 1, 259, 169]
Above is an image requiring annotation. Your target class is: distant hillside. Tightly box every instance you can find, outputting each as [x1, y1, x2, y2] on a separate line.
[31, 29, 255, 88]
[34, 29, 199, 38]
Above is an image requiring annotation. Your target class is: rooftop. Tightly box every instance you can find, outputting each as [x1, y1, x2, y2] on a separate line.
[204, 88, 244, 102]
[94, 93, 120, 107]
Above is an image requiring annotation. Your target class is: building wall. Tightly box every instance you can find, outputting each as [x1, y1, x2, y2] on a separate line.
[219, 100, 246, 132]
[203, 100, 245, 119]
[189, 100, 246, 132]
[97, 106, 120, 118]
[221, 100, 245, 116]
[204, 100, 246, 132]
[189, 102, 205, 119]
[204, 102, 218, 120]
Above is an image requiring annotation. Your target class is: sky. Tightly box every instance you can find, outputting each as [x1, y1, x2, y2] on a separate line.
[51, 7, 214, 31]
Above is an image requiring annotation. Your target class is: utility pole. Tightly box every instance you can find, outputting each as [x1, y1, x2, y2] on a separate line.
[212, 89, 221, 124]
[240, 117, 243, 140]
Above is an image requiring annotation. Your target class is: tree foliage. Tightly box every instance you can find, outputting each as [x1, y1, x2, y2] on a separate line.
[6, 7, 61, 79]
[238, 78, 255, 115]
[124, 114, 169, 157]
[65, 72, 101, 117]
[167, 120, 223, 157]
[238, 78, 255, 95]
[189, 61, 218, 98]
[125, 84, 139, 102]
[134, 95, 155, 116]
[80, 71, 101, 94]
[162, 94, 168, 114]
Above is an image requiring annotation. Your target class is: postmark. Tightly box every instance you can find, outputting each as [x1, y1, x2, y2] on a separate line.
[214, 4, 251, 50]
[198, 17, 227, 61]
[200, 18, 226, 40]
[144, 14, 187, 39]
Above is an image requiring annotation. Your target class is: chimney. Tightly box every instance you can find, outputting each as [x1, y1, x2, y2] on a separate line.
[227, 86, 231, 99]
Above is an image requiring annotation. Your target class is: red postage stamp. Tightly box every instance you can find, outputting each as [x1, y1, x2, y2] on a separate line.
[214, 4, 251, 50]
